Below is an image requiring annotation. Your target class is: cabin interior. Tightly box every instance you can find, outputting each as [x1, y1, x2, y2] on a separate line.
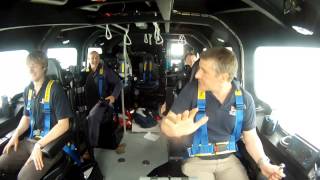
[0, 0, 319, 179]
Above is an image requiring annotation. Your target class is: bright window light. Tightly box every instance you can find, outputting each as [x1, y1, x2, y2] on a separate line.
[170, 43, 184, 57]
[292, 26, 313, 35]
[171, 59, 181, 66]
[0, 50, 29, 98]
[47, 48, 77, 69]
[88, 47, 102, 55]
[255, 46, 320, 149]
[217, 38, 225, 43]
[226, 47, 233, 51]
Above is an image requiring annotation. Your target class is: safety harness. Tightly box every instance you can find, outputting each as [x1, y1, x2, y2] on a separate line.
[98, 67, 104, 98]
[27, 80, 81, 165]
[143, 61, 153, 81]
[187, 85, 244, 157]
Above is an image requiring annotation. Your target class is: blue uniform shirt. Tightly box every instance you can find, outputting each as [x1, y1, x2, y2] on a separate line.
[170, 80, 256, 144]
[23, 78, 74, 131]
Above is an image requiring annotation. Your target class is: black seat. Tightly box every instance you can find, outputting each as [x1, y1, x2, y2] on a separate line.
[44, 58, 103, 180]
[47, 58, 67, 85]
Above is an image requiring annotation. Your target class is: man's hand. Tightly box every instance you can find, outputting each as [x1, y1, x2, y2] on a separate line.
[260, 162, 286, 180]
[162, 108, 208, 137]
[105, 96, 115, 104]
[26, 143, 44, 171]
[2, 133, 19, 154]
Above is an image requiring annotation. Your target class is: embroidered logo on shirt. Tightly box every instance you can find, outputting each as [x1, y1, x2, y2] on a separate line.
[229, 106, 236, 116]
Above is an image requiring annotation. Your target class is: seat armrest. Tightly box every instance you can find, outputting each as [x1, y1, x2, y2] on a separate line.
[42, 131, 71, 158]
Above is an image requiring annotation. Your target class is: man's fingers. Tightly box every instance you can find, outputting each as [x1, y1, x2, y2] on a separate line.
[181, 110, 189, 121]
[2, 146, 8, 154]
[26, 157, 31, 165]
[188, 108, 198, 120]
[168, 113, 181, 124]
[14, 142, 18, 152]
[166, 112, 177, 122]
[166, 114, 179, 124]
[39, 156, 44, 170]
[194, 116, 209, 129]
[35, 157, 41, 170]
[164, 117, 176, 128]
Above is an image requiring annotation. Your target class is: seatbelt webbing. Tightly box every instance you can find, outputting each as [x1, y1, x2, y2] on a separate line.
[98, 67, 104, 98]
[188, 84, 245, 157]
[27, 80, 81, 165]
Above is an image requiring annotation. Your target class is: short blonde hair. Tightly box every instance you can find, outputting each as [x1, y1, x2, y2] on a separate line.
[26, 50, 48, 69]
[200, 47, 237, 82]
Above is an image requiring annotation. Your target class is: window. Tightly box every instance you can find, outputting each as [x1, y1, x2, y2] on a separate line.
[254, 46, 320, 149]
[0, 50, 30, 98]
[47, 48, 77, 69]
[88, 47, 102, 55]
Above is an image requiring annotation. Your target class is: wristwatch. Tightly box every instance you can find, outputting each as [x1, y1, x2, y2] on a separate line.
[257, 156, 270, 168]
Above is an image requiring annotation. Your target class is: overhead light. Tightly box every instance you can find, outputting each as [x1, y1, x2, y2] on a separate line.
[217, 38, 225, 43]
[62, 40, 70, 44]
[203, 48, 207, 51]
[31, 0, 68, 5]
[292, 26, 313, 35]
[135, 22, 148, 30]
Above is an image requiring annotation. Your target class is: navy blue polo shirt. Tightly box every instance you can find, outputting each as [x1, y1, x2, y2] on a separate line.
[23, 78, 74, 131]
[170, 80, 256, 144]
[85, 63, 122, 110]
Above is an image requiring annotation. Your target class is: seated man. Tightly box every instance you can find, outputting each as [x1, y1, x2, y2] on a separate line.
[161, 47, 285, 180]
[0, 50, 73, 180]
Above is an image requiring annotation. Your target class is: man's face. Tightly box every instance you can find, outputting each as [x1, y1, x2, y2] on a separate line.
[195, 59, 224, 91]
[89, 52, 100, 70]
[27, 61, 46, 82]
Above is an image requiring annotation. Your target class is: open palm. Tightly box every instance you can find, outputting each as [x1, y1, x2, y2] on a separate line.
[164, 108, 208, 137]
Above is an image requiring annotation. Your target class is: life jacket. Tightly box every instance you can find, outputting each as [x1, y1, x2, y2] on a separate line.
[26, 80, 81, 165]
[187, 83, 244, 157]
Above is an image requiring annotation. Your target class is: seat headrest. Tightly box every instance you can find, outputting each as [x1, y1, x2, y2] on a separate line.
[46, 58, 65, 84]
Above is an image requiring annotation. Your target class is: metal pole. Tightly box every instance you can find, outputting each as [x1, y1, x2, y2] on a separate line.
[121, 33, 127, 134]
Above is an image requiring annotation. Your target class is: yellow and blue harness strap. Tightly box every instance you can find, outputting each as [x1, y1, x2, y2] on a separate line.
[28, 80, 54, 138]
[143, 61, 147, 81]
[187, 86, 245, 157]
[149, 61, 153, 81]
[98, 67, 104, 98]
[27, 80, 81, 166]
[41, 80, 54, 137]
[187, 89, 214, 157]
[227, 89, 244, 151]
[27, 88, 34, 139]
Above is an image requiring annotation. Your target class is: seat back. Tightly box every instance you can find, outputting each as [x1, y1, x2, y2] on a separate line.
[46, 58, 66, 85]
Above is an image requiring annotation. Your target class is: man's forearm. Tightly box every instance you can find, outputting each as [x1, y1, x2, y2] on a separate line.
[243, 129, 268, 165]
[111, 80, 123, 98]
[14, 115, 30, 137]
[37, 118, 69, 147]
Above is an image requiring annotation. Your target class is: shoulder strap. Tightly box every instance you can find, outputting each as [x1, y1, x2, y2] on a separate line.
[227, 86, 244, 151]
[41, 80, 54, 137]
[98, 67, 104, 97]
[29, 80, 54, 138]
[27, 88, 34, 138]
[187, 87, 214, 157]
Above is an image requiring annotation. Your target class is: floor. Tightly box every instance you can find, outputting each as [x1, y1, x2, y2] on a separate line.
[94, 132, 168, 180]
